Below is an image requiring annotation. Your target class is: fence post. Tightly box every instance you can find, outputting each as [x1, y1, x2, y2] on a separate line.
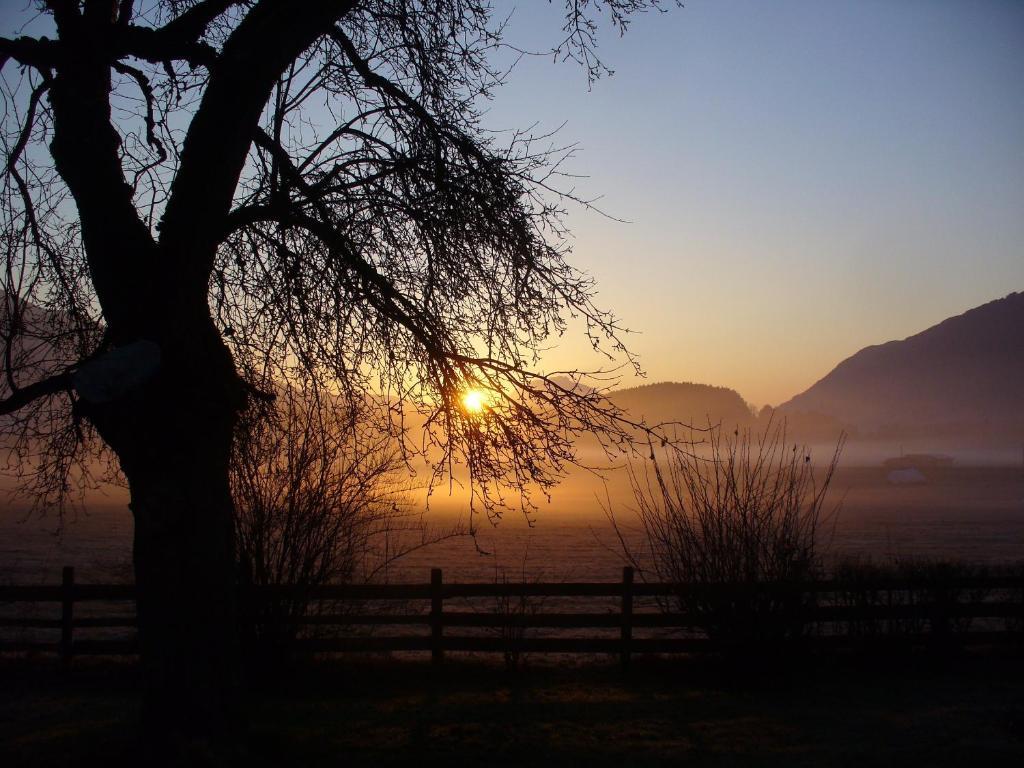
[60, 566, 74, 668]
[430, 568, 444, 666]
[621, 566, 634, 669]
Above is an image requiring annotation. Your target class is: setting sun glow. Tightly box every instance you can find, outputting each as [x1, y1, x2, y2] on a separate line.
[461, 388, 487, 414]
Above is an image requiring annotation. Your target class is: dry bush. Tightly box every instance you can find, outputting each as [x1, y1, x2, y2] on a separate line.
[231, 386, 461, 665]
[489, 561, 548, 674]
[831, 556, 1020, 643]
[612, 420, 843, 652]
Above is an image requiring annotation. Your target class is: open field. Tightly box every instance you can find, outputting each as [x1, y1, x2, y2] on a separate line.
[3, 465, 1023, 585]
[2, 650, 1023, 767]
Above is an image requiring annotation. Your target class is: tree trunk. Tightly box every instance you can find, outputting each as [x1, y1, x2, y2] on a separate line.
[81, 319, 246, 748]
[40, 3, 361, 749]
[129, 428, 240, 739]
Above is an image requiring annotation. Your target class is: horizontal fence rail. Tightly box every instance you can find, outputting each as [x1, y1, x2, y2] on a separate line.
[1, 566, 1022, 666]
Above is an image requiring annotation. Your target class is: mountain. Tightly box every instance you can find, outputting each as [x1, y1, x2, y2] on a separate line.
[609, 381, 755, 430]
[778, 292, 1024, 437]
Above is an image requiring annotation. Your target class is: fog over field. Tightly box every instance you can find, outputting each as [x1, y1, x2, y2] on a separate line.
[4, 291, 1023, 584]
[4, 461, 1022, 586]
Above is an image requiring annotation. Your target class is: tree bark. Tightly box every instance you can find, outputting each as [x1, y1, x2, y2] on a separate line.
[129, 420, 240, 740]
[79, 313, 246, 745]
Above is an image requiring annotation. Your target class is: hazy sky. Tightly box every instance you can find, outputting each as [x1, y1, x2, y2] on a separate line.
[490, 0, 1024, 406]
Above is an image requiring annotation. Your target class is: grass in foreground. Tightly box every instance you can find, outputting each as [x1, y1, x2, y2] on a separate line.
[2, 650, 1023, 767]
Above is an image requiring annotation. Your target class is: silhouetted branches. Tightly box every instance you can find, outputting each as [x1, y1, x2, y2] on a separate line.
[1, 1, 681, 524]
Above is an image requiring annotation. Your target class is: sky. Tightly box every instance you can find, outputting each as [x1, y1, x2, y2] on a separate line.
[1, 1, 1020, 408]
[488, 0, 1024, 406]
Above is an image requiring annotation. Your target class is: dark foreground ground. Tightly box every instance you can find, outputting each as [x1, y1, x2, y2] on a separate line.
[2, 649, 1023, 767]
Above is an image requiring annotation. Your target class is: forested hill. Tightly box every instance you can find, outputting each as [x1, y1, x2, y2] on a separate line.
[609, 381, 755, 430]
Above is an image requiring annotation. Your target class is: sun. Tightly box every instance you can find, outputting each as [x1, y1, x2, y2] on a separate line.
[461, 388, 487, 414]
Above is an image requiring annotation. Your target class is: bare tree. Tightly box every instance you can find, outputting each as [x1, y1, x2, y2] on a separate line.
[0, 0, 679, 737]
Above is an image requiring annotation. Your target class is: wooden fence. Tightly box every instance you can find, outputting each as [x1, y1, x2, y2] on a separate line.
[1, 566, 1022, 666]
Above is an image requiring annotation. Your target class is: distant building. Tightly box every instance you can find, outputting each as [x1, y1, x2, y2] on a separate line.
[886, 468, 928, 485]
[882, 454, 954, 471]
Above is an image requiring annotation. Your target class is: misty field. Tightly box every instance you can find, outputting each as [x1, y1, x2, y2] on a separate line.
[5, 465, 1021, 585]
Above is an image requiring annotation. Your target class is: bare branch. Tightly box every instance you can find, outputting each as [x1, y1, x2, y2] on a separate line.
[0, 370, 71, 416]
[111, 61, 168, 164]
[159, 0, 358, 292]
[0, 37, 61, 73]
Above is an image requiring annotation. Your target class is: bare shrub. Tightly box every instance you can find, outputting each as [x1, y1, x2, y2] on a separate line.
[829, 555, 897, 639]
[831, 556, 1013, 643]
[231, 385, 461, 666]
[892, 558, 994, 638]
[611, 421, 843, 652]
[489, 561, 547, 674]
